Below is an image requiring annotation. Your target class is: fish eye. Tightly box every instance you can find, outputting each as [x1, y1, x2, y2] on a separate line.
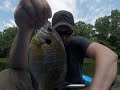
[46, 39, 51, 44]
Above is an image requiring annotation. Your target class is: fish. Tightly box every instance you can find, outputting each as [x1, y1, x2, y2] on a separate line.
[29, 22, 67, 90]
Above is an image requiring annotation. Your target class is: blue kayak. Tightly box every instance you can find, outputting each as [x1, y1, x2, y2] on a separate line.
[65, 75, 93, 88]
[82, 74, 93, 85]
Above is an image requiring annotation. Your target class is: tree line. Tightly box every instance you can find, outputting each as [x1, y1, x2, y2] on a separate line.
[0, 9, 120, 58]
[74, 9, 120, 58]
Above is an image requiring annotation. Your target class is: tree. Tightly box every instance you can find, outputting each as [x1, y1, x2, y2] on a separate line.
[74, 21, 97, 41]
[95, 9, 120, 57]
[0, 27, 17, 57]
[0, 32, 2, 36]
[0, 31, 2, 57]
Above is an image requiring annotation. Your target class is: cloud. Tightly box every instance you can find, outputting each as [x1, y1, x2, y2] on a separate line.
[95, 0, 101, 3]
[90, 8, 114, 25]
[75, 0, 116, 25]
[0, 0, 17, 12]
[48, 0, 77, 22]
[0, 0, 119, 32]
[79, 0, 88, 5]
[89, 3, 115, 25]
[0, 19, 16, 31]
[7, 19, 16, 27]
[47, 0, 84, 25]
[0, 0, 11, 11]
[11, 6, 17, 13]
[48, 0, 76, 14]
[3, 0, 11, 8]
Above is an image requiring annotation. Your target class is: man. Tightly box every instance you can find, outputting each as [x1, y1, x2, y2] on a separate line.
[0, 0, 119, 90]
[51, 10, 119, 90]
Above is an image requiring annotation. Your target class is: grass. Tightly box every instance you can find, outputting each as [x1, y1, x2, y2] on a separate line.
[83, 59, 95, 77]
[0, 58, 9, 71]
[83, 58, 120, 77]
[0, 58, 120, 77]
[0, 58, 8, 63]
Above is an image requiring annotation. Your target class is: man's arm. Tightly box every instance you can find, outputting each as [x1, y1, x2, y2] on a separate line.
[9, 0, 52, 70]
[86, 42, 118, 90]
[9, 29, 33, 69]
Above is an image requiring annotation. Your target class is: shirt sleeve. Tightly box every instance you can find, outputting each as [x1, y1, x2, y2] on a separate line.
[73, 36, 92, 56]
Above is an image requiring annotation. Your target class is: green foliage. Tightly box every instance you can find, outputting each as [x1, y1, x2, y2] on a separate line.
[73, 9, 120, 57]
[83, 60, 95, 77]
[0, 58, 9, 71]
[0, 9, 120, 58]
[95, 9, 120, 57]
[74, 21, 97, 42]
[0, 27, 17, 57]
[0, 62, 9, 71]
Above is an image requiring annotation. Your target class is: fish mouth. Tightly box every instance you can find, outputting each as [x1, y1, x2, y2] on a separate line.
[36, 36, 51, 45]
[45, 39, 51, 44]
[36, 26, 52, 45]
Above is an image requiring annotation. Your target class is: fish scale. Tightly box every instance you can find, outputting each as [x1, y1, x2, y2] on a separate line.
[29, 22, 67, 90]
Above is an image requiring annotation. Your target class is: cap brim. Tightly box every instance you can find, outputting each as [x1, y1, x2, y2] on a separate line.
[52, 22, 74, 31]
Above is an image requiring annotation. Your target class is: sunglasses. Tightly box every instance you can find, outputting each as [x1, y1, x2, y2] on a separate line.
[57, 31, 72, 36]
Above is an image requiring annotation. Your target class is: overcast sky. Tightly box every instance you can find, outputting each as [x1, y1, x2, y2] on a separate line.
[0, 0, 120, 31]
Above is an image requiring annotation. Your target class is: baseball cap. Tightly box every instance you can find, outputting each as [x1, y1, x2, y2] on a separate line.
[52, 10, 75, 32]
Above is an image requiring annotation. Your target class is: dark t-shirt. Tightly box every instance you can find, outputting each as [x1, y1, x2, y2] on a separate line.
[64, 36, 92, 84]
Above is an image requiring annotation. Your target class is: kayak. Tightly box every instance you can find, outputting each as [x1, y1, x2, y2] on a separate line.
[65, 75, 93, 88]
[82, 74, 93, 85]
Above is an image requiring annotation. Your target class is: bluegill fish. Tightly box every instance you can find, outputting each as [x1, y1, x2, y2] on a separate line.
[29, 22, 67, 90]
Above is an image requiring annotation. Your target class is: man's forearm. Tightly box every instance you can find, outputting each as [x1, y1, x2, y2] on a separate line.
[89, 53, 117, 90]
[9, 29, 33, 69]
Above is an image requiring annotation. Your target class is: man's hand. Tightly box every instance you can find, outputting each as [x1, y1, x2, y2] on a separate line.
[14, 0, 52, 31]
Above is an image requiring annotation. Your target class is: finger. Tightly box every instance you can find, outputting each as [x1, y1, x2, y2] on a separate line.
[14, 6, 31, 28]
[20, 0, 36, 19]
[30, 0, 44, 19]
[32, 18, 47, 29]
[41, 0, 52, 18]
[30, 0, 47, 27]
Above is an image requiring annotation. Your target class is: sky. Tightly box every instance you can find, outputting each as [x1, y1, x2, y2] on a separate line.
[0, 0, 120, 32]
